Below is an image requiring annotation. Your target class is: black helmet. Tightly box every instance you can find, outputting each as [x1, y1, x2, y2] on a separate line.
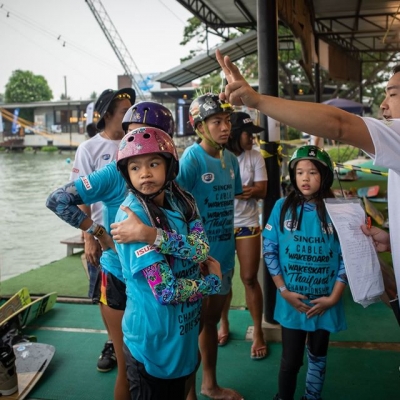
[188, 93, 233, 128]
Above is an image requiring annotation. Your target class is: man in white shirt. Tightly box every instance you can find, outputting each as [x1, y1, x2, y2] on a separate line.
[216, 49, 399, 324]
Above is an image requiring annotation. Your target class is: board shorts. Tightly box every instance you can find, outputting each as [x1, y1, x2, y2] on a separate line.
[234, 226, 261, 239]
[92, 268, 126, 311]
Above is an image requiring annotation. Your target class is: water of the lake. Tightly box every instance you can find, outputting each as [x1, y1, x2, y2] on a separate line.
[0, 151, 78, 281]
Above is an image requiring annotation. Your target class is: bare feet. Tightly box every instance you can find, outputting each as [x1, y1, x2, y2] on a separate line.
[201, 386, 244, 400]
[217, 325, 230, 347]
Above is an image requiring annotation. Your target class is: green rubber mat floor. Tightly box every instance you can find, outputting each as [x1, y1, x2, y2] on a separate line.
[0, 253, 247, 308]
[17, 300, 399, 400]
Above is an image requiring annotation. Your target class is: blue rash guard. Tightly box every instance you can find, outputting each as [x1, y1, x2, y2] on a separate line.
[263, 198, 347, 333]
[176, 143, 242, 274]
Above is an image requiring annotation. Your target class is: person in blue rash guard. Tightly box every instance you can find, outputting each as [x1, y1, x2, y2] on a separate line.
[263, 146, 347, 400]
[176, 93, 243, 400]
[115, 126, 221, 400]
[46, 102, 197, 400]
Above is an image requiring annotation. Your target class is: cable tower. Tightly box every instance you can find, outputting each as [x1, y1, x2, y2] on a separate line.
[85, 0, 148, 100]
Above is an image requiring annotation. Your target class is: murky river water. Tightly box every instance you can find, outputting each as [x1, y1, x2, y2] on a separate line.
[0, 151, 78, 280]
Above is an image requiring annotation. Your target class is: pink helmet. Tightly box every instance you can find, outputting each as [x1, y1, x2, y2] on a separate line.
[117, 127, 179, 193]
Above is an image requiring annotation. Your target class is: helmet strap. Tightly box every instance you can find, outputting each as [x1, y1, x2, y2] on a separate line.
[195, 122, 226, 168]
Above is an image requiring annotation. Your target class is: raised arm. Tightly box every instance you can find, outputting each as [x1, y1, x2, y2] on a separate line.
[142, 257, 221, 305]
[215, 49, 374, 153]
[111, 206, 209, 263]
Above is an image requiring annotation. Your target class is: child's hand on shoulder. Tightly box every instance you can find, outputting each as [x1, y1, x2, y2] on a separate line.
[111, 206, 148, 244]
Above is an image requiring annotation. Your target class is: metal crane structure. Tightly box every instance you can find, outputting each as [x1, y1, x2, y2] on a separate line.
[85, 0, 148, 101]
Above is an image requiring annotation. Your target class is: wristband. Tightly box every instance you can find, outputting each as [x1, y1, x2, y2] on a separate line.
[93, 225, 106, 238]
[86, 222, 99, 235]
[278, 285, 287, 293]
[153, 228, 163, 246]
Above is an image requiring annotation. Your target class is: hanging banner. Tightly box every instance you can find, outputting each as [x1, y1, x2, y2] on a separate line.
[86, 102, 94, 125]
[11, 108, 20, 135]
[0, 111, 3, 133]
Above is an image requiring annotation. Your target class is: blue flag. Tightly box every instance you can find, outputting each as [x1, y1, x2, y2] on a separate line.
[11, 108, 20, 135]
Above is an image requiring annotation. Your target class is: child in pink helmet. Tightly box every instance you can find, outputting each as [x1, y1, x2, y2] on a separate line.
[115, 126, 222, 400]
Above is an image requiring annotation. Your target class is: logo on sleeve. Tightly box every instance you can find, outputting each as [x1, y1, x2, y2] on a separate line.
[102, 154, 111, 161]
[202, 173, 215, 183]
[135, 245, 155, 257]
[72, 168, 79, 174]
[265, 224, 272, 231]
[284, 220, 298, 231]
[80, 177, 92, 190]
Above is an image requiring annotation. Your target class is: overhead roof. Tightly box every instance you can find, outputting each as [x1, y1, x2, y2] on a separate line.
[156, 30, 257, 87]
[155, 0, 400, 86]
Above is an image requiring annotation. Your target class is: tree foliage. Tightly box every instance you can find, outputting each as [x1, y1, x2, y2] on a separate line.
[5, 70, 53, 103]
[180, 17, 394, 115]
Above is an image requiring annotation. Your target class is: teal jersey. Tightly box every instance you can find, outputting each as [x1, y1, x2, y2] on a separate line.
[176, 143, 242, 274]
[116, 193, 201, 379]
[263, 198, 347, 333]
[74, 160, 128, 281]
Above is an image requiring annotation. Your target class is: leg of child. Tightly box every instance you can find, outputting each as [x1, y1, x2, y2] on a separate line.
[303, 330, 330, 400]
[100, 304, 130, 400]
[278, 327, 307, 399]
[217, 290, 231, 347]
[236, 234, 266, 359]
[199, 294, 243, 400]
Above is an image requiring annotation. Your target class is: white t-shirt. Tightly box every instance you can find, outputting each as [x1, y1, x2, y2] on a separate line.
[234, 149, 268, 227]
[69, 133, 121, 224]
[363, 117, 400, 302]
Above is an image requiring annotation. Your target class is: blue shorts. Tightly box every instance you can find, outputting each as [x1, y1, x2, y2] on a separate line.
[234, 226, 261, 239]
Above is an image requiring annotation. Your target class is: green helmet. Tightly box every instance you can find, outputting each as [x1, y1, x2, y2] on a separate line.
[289, 145, 334, 191]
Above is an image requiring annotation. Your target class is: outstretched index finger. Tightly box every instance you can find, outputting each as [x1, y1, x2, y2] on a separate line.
[216, 49, 245, 83]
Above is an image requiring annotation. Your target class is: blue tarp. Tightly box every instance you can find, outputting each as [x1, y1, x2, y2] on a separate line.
[323, 98, 364, 115]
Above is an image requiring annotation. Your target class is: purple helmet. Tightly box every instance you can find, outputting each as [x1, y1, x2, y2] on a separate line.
[122, 101, 175, 137]
[117, 127, 179, 193]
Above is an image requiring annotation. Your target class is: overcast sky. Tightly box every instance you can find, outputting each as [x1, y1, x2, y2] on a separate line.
[0, 0, 219, 101]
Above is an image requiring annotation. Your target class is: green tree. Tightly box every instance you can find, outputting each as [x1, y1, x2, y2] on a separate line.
[5, 70, 53, 103]
[180, 18, 393, 114]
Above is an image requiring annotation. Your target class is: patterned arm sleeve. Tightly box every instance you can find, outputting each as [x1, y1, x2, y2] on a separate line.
[263, 238, 282, 276]
[46, 181, 87, 229]
[142, 260, 221, 305]
[156, 217, 209, 263]
[336, 252, 348, 284]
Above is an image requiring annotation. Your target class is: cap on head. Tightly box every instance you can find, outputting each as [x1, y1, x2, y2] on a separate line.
[122, 101, 175, 137]
[188, 93, 233, 128]
[95, 88, 136, 130]
[231, 112, 264, 136]
[289, 145, 334, 191]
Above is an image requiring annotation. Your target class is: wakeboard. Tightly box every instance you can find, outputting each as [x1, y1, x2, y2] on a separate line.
[1, 342, 55, 400]
[0, 289, 31, 324]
